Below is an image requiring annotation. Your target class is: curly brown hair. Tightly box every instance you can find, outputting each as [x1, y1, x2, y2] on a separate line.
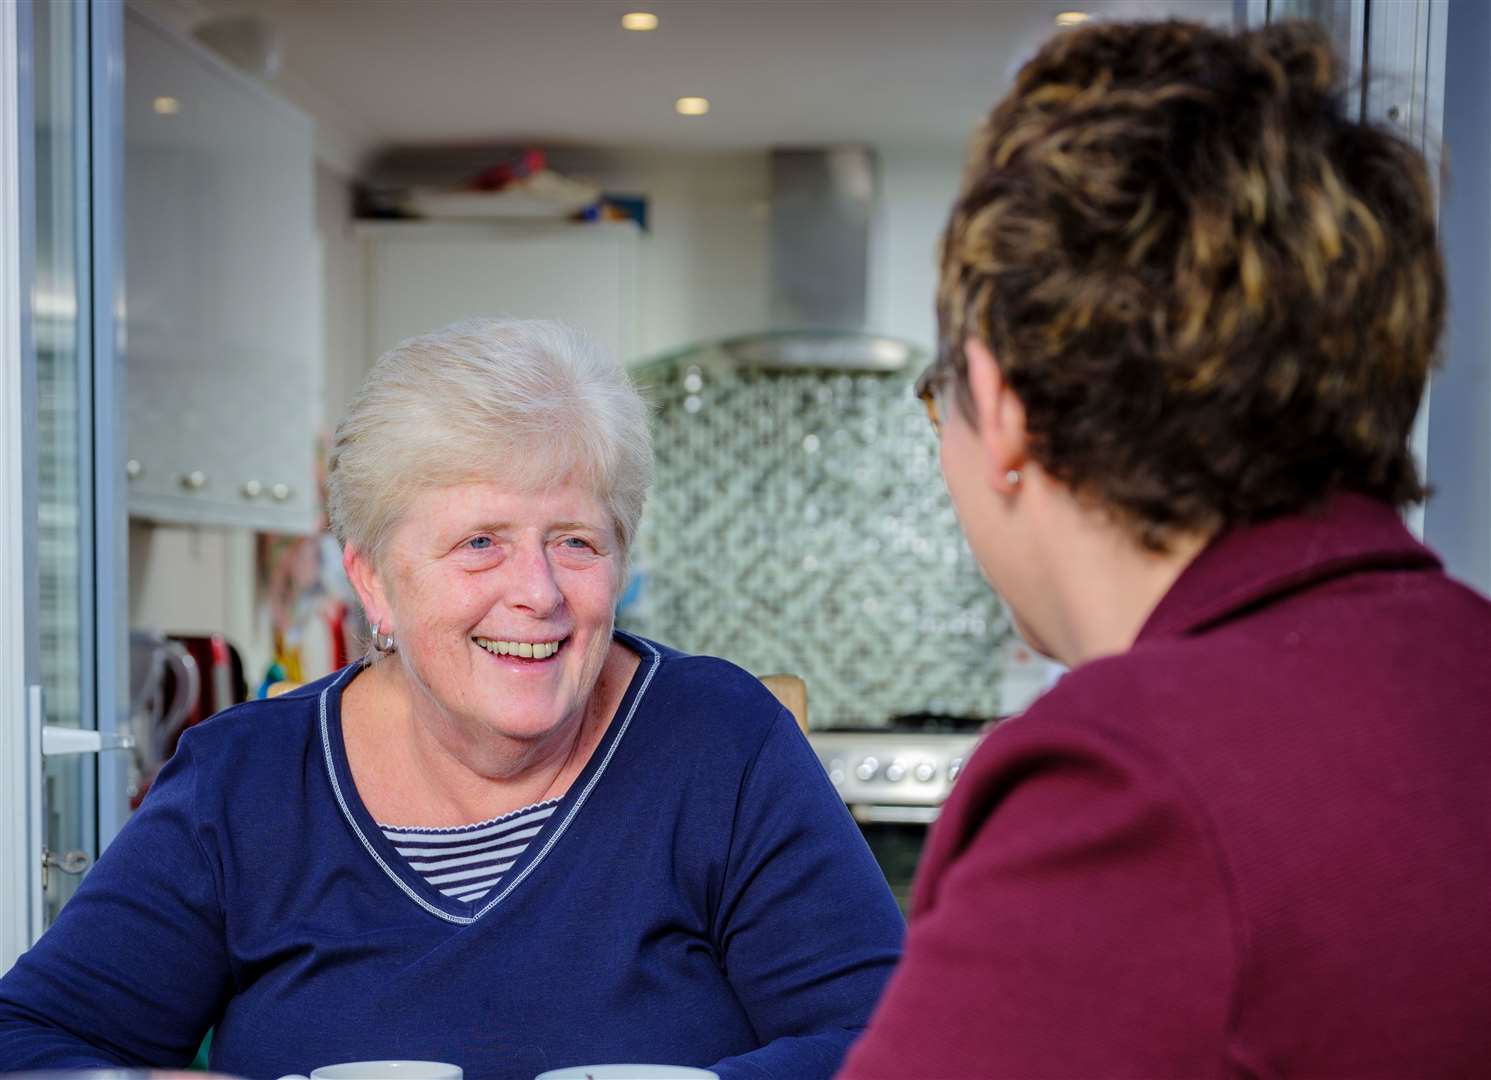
[932, 19, 1444, 549]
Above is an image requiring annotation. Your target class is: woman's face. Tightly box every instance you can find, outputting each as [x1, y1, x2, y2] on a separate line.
[372, 478, 622, 745]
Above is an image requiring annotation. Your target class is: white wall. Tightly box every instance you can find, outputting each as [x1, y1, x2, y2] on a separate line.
[615, 151, 770, 360]
[868, 144, 967, 354]
[535, 148, 770, 363]
[318, 162, 368, 431]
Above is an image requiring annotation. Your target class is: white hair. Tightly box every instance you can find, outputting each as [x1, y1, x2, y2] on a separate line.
[328, 318, 654, 569]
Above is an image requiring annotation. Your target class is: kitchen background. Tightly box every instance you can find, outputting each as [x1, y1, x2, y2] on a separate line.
[108, 0, 1221, 920]
[126, 0, 1191, 720]
[11, 0, 1487, 936]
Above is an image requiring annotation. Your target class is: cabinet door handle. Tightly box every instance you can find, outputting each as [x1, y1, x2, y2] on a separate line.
[271, 483, 291, 501]
[241, 480, 263, 498]
[179, 470, 208, 491]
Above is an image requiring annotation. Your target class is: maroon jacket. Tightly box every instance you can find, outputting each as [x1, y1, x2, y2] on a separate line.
[839, 496, 1490, 1079]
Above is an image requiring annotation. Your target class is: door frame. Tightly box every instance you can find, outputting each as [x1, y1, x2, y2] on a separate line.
[1241, 0, 1450, 538]
[1, 0, 42, 974]
[90, 0, 129, 852]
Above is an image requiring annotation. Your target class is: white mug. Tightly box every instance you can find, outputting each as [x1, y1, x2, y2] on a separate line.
[534, 1068, 718, 1080]
[278, 1062, 462, 1080]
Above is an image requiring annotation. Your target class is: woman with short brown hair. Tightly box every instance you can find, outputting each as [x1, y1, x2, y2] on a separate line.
[840, 19, 1488, 1079]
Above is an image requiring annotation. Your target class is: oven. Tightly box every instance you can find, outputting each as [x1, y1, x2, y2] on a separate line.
[807, 717, 987, 911]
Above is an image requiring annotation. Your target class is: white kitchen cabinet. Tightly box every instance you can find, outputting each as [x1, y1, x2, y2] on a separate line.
[363, 221, 640, 367]
[124, 8, 321, 533]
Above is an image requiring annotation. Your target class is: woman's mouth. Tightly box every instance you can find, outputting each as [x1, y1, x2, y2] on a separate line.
[472, 635, 567, 661]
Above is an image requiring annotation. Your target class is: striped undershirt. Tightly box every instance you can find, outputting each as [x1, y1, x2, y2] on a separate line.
[379, 799, 560, 904]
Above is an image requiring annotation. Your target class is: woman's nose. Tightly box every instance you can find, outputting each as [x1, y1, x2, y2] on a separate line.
[506, 544, 563, 616]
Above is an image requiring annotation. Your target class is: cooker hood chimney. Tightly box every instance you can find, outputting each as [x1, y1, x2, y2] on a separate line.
[718, 147, 915, 372]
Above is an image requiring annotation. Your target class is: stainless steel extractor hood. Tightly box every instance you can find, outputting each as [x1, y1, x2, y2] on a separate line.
[715, 146, 916, 372]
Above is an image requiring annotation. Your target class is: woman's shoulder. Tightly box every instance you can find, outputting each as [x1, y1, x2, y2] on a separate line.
[175, 664, 357, 778]
[963, 650, 1216, 804]
[619, 632, 795, 751]
[621, 631, 778, 695]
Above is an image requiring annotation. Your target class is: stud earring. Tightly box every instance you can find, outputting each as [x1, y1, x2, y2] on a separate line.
[1006, 469, 1022, 486]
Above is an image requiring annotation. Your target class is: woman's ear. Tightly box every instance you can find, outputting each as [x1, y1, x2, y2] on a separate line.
[963, 336, 1029, 494]
[343, 543, 391, 630]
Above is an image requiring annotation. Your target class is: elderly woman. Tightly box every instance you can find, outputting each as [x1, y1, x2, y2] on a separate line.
[839, 19, 1490, 1080]
[0, 319, 903, 1078]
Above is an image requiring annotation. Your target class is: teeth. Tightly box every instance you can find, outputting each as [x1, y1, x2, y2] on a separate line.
[475, 637, 562, 659]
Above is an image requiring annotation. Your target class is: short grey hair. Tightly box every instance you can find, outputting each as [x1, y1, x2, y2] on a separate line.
[328, 318, 654, 569]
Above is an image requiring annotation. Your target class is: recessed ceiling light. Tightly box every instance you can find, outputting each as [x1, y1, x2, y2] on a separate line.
[1055, 11, 1090, 26]
[153, 95, 180, 115]
[622, 12, 659, 31]
[675, 96, 710, 116]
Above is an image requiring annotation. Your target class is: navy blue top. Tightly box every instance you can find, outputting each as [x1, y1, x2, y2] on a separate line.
[0, 632, 904, 1079]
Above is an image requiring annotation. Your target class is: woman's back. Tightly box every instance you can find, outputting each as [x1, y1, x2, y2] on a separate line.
[1110, 497, 1487, 1076]
[843, 496, 1490, 1077]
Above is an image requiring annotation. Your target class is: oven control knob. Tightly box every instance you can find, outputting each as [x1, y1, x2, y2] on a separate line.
[913, 761, 937, 784]
[884, 760, 906, 783]
[854, 756, 880, 782]
[948, 757, 965, 782]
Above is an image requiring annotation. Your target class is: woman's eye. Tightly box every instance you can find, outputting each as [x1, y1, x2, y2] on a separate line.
[561, 536, 594, 551]
[467, 536, 493, 551]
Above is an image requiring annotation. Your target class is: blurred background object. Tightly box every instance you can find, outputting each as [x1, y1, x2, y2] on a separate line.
[260, 531, 356, 685]
[126, 629, 197, 802]
[758, 674, 808, 733]
[190, 11, 282, 79]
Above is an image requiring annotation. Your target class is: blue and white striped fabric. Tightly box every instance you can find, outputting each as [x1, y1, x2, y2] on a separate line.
[379, 800, 559, 903]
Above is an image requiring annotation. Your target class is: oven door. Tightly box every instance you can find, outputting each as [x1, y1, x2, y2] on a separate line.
[850, 803, 940, 912]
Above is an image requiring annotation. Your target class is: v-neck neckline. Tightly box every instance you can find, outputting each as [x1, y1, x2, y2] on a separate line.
[319, 630, 662, 925]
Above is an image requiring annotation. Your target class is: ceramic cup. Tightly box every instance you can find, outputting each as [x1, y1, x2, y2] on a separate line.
[277, 1062, 462, 1080]
[533, 1067, 718, 1080]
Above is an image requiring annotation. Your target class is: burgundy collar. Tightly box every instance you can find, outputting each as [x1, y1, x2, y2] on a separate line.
[1137, 494, 1440, 642]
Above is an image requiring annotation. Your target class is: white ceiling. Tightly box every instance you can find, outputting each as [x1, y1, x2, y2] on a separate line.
[172, 0, 1234, 167]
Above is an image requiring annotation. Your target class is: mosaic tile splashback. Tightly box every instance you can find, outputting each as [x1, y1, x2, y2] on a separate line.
[619, 346, 1014, 729]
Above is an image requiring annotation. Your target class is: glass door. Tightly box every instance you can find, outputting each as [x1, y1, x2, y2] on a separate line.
[1, 0, 126, 972]
[34, 0, 96, 924]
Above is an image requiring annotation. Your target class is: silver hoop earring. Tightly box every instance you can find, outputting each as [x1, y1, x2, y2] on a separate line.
[1006, 469, 1022, 486]
[371, 621, 397, 654]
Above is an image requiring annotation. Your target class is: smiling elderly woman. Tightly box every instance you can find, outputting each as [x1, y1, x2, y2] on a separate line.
[0, 319, 904, 1079]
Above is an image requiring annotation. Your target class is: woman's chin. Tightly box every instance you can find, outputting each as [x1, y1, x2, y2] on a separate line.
[467, 682, 577, 740]
[1009, 611, 1057, 661]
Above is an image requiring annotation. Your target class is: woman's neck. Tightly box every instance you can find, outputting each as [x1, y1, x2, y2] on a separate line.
[1032, 498, 1212, 669]
[342, 644, 636, 827]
